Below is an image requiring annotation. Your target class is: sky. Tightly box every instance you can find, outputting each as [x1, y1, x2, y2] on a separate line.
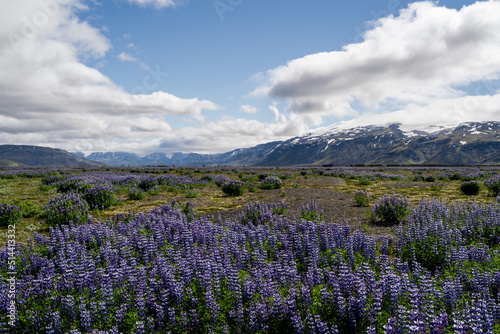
[1, 0, 500, 155]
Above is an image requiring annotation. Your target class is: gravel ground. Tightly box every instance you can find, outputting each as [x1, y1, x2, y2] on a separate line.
[204, 176, 400, 239]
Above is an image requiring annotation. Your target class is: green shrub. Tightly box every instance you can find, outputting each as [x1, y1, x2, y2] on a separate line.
[222, 181, 245, 197]
[247, 184, 258, 193]
[128, 187, 146, 200]
[0, 203, 22, 227]
[200, 175, 214, 182]
[460, 181, 481, 196]
[413, 175, 437, 182]
[430, 183, 443, 191]
[10, 200, 43, 218]
[185, 190, 199, 198]
[356, 179, 372, 186]
[353, 190, 371, 207]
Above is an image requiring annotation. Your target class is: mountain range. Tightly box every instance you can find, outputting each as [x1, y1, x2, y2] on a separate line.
[2, 121, 500, 167]
[77, 121, 500, 166]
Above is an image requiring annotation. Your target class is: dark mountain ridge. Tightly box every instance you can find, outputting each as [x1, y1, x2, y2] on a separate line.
[0, 145, 105, 167]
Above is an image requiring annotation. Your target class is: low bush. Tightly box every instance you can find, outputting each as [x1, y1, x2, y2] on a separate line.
[138, 177, 159, 192]
[82, 185, 116, 210]
[460, 181, 481, 196]
[200, 175, 214, 182]
[0, 203, 22, 227]
[413, 175, 437, 182]
[430, 183, 443, 191]
[247, 184, 258, 193]
[222, 180, 245, 197]
[185, 190, 199, 198]
[353, 190, 371, 207]
[356, 179, 372, 186]
[128, 187, 146, 200]
[259, 176, 282, 190]
[214, 175, 230, 187]
[9, 199, 43, 218]
[484, 176, 500, 196]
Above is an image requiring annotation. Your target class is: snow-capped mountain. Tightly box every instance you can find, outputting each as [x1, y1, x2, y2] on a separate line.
[256, 121, 500, 166]
[82, 121, 500, 166]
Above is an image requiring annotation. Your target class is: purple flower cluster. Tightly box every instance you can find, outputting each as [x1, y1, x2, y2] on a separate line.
[0, 203, 22, 227]
[259, 176, 282, 190]
[323, 168, 405, 181]
[213, 175, 230, 187]
[0, 167, 66, 179]
[5, 172, 500, 332]
[373, 194, 409, 225]
[43, 192, 89, 226]
[485, 175, 500, 196]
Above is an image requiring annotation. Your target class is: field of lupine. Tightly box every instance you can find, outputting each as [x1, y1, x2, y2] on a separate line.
[2, 166, 500, 333]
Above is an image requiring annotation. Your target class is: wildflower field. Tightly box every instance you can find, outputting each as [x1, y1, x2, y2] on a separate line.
[2, 166, 500, 333]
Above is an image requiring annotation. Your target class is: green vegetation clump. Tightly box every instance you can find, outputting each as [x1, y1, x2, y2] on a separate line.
[128, 187, 146, 200]
[185, 189, 199, 198]
[356, 179, 372, 186]
[221, 180, 246, 197]
[460, 181, 481, 196]
[353, 190, 371, 207]
[430, 183, 443, 191]
[9, 199, 43, 218]
[0, 203, 22, 227]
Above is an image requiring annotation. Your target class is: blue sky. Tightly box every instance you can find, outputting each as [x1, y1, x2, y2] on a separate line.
[1, 0, 499, 154]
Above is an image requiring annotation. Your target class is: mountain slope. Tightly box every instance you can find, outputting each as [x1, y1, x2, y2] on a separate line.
[0, 145, 105, 167]
[258, 122, 500, 166]
[83, 121, 500, 166]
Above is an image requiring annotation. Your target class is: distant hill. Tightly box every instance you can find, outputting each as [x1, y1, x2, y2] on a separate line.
[82, 121, 500, 166]
[83, 141, 282, 167]
[0, 145, 105, 167]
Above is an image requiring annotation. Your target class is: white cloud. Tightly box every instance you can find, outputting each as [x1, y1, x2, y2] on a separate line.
[253, 1, 500, 126]
[0, 0, 219, 153]
[159, 114, 309, 154]
[239, 104, 257, 114]
[126, 0, 179, 9]
[117, 52, 137, 62]
[326, 93, 500, 133]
